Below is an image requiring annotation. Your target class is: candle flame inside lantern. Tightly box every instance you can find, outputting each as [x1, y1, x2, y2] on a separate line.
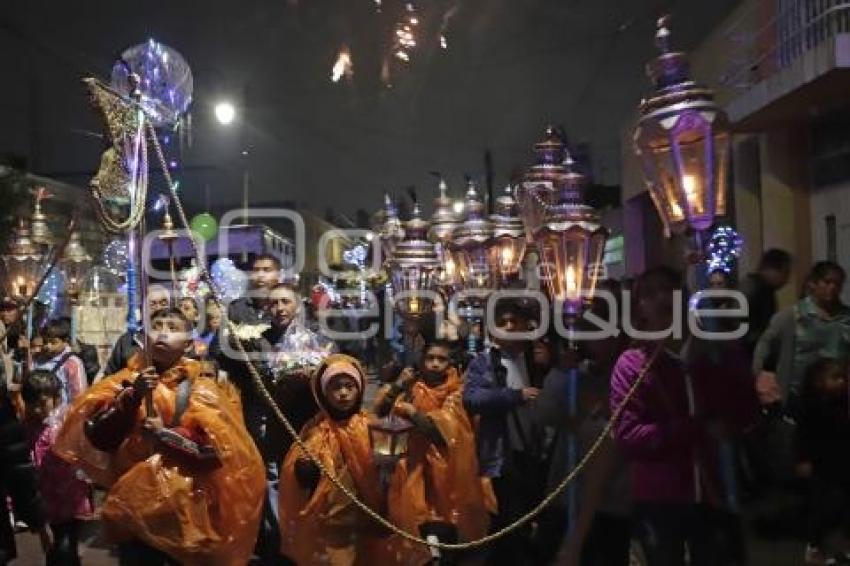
[566, 265, 578, 297]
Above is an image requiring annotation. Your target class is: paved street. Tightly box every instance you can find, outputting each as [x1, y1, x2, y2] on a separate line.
[10, 508, 810, 565]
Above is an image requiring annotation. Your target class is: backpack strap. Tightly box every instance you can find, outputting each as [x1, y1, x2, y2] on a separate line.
[171, 378, 192, 428]
[52, 351, 76, 372]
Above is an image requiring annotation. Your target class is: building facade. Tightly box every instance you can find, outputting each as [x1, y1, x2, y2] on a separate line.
[621, 0, 850, 306]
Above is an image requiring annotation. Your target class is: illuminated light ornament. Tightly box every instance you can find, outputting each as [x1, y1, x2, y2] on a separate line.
[706, 225, 743, 274]
[210, 258, 248, 304]
[102, 239, 129, 276]
[331, 44, 353, 83]
[36, 269, 65, 317]
[111, 39, 194, 129]
[343, 244, 368, 269]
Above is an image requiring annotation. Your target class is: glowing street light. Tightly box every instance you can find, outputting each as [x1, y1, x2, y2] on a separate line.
[214, 101, 236, 126]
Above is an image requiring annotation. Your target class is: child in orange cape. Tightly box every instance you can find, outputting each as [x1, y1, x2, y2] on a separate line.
[279, 353, 384, 565]
[53, 308, 265, 566]
[374, 340, 492, 564]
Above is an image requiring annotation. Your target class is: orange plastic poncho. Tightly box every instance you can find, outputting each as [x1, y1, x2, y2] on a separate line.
[279, 354, 386, 565]
[53, 354, 265, 566]
[383, 367, 492, 564]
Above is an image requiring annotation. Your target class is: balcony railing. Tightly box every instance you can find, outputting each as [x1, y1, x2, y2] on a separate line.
[719, 0, 850, 89]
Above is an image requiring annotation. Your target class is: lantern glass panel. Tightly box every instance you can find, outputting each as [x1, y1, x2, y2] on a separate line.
[537, 231, 588, 306]
[391, 265, 436, 317]
[369, 427, 394, 457]
[714, 132, 730, 218]
[453, 246, 495, 291]
[487, 236, 527, 282]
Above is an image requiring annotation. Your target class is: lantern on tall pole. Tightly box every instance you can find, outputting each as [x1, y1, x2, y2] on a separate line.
[632, 15, 738, 516]
[533, 155, 608, 320]
[488, 186, 527, 287]
[388, 202, 440, 320]
[29, 188, 54, 248]
[525, 148, 607, 533]
[633, 15, 730, 239]
[515, 127, 567, 246]
[376, 193, 405, 265]
[1, 219, 44, 300]
[61, 231, 92, 304]
[449, 181, 495, 354]
[428, 178, 461, 294]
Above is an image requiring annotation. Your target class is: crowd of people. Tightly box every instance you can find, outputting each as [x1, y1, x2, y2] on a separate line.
[0, 248, 849, 566]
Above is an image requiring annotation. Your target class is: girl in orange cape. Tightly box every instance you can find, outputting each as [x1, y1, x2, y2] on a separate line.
[375, 341, 492, 565]
[53, 308, 265, 566]
[279, 353, 384, 565]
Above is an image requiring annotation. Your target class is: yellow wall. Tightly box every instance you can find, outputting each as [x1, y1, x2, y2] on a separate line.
[757, 128, 812, 306]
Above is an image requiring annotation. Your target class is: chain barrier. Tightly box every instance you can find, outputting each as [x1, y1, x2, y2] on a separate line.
[144, 122, 661, 550]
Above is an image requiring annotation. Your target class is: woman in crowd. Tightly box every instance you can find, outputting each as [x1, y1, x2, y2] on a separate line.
[611, 266, 758, 566]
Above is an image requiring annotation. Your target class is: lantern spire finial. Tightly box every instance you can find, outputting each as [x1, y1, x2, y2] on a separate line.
[655, 15, 672, 55]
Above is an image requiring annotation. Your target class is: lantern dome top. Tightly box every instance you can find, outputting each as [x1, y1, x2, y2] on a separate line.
[536, 156, 603, 235]
[63, 231, 92, 264]
[491, 186, 525, 240]
[451, 180, 493, 249]
[640, 16, 721, 121]
[389, 202, 438, 269]
[4, 219, 41, 261]
[377, 192, 404, 239]
[428, 177, 460, 244]
[523, 127, 568, 186]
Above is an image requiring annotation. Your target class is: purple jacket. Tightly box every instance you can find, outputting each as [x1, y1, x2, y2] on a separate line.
[610, 343, 757, 504]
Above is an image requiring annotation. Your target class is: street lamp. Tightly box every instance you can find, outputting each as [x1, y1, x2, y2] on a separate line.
[633, 16, 730, 237]
[214, 101, 236, 126]
[488, 186, 527, 286]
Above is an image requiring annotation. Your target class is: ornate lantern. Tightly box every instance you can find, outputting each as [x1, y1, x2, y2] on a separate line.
[388, 202, 440, 320]
[449, 181, 495, 294]
[1, 219, 44, 299]
[375, 193, 405, 265]
[428, 178, 461, 293]
[515, 127, 567, 245]
[30, 188, 54, 247]
[488, 186, 527, 285]
[633, 16, 730, 237]
[61, 231, 92, 302]
[534, 155, 608, 318]
[368, 415, 414, 489]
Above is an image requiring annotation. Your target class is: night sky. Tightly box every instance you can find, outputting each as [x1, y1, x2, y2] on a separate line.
[0, 0, 740, 222]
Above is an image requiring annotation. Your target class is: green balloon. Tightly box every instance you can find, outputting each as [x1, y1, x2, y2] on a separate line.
[190, 213, 218, 242]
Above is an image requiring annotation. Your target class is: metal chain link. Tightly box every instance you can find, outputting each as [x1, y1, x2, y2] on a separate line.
[147, 122, 661, 550]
